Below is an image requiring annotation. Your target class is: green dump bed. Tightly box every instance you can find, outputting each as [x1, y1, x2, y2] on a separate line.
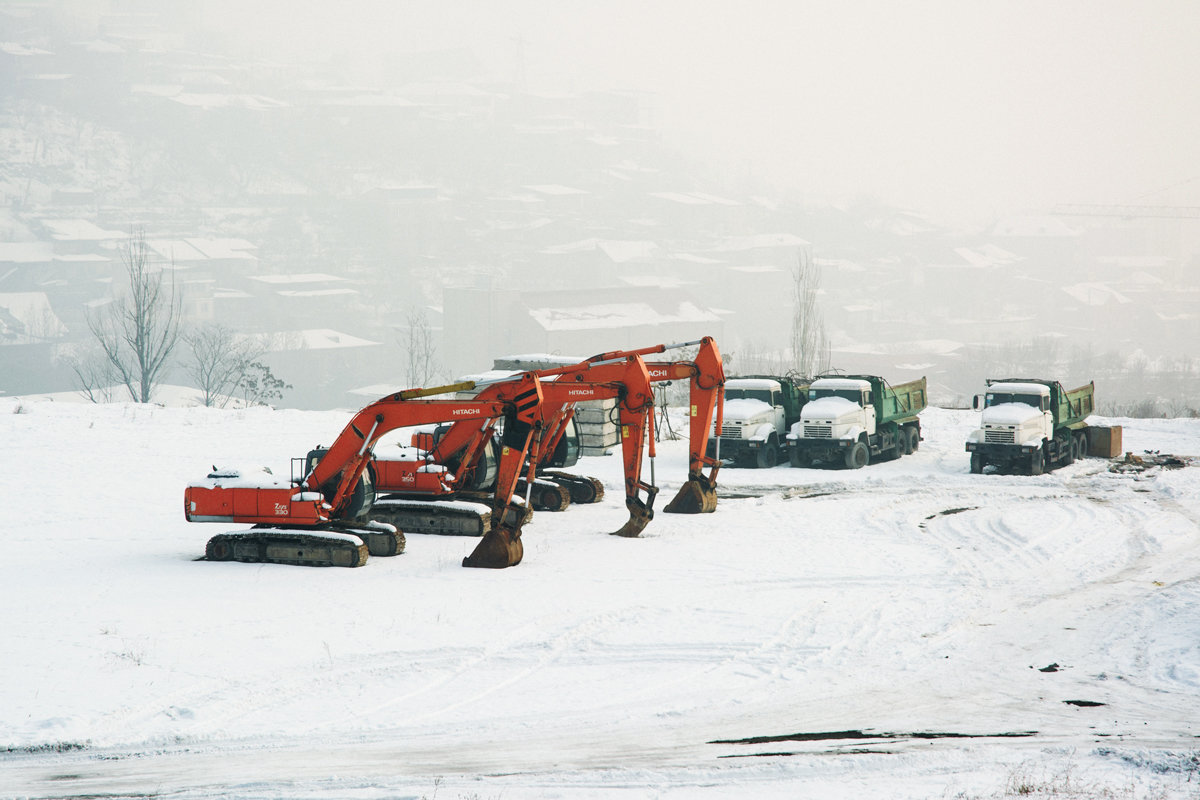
[1056, 381, 1095, 428]
[876, 376, 927, 426]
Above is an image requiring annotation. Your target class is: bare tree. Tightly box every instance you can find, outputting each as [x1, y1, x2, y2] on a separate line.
[184, 324, 264, 408]
[86, 228, 182, 403]
[791, 247, 830, 377]
[401, 307, 439, 387]
[66, 342, 119, 403]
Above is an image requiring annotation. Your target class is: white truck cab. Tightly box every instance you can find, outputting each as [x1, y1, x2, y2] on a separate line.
[791, 377, 875, 444]
[967, 382, 1053, 452]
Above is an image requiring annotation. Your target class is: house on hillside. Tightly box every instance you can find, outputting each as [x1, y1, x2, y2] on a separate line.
[442, 285, 724, 377]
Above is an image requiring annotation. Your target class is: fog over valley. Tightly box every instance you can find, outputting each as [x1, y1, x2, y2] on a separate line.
[2, 0, 1198, 412]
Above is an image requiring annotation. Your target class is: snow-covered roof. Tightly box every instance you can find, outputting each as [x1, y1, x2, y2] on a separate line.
[0, 42, 52, 56]
[670, 253, 724, 265]
[147, 239, 207, 262]
[1061, 282, 1132, 306]
[185, 238, 257, 260]
[726, 377, 782, 390]
[649, 191, 740, 206]
[249, 273, 345, 285]
[991, 215, 1079, 237]
[276, 288, 358, 298]
[0, 292, 67, 342]
[954, 245, 1023, 268]
[987, 382, 1051, 395]
[711, 233, 810, 251]
[618, 275, 692, 289]
[730, 265, 783, 274]
[0, 242, 54, 263]
[40, 219, 124, 241]
[529, 301, 720, 331]
[597, 240, 658, 263]
[811, 377, 871, 391]
[523, 184, 589, 197]
[167, 93, 288, 110]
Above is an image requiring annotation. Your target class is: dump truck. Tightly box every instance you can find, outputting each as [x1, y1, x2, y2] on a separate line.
[965, 378, 1095, 475]
[705, 375, 808, 468]
[786, 375, 926, 469]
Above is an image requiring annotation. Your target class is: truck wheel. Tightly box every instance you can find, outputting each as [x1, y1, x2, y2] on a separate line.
[1075, 432, 1088, 459]
[1059, 433, 1074, 466]
[756, 436, 779, 469]
[1030, 451, 1044, 476]
[844, 440, 869, 469]
[970, 453, 985, 474]
[787, 447, 808, 468]
[895, 427, 910, 457]
[907, 427, 920, 453]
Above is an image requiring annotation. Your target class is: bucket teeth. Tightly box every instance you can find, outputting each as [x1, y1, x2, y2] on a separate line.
[611, 497, 654, 538]
[663, 475, 718, 514]
[462, 501, 525, 568]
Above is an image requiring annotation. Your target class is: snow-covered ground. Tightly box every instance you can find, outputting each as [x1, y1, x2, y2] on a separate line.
[2, 399, 1199, 799]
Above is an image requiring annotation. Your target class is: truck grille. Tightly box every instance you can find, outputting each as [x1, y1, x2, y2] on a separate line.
[719, 424, 741, 437]
[985, 429, 1015, 444]
[804, 425, 832, 439]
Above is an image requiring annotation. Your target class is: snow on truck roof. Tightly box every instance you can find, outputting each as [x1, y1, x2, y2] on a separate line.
[726, 378, 782, 390]
[811, 378, 871, 391]
[988, 382, 1050, 395]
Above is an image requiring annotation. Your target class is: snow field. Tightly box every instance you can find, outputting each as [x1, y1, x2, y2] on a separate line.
[1, 400, 1199, 798]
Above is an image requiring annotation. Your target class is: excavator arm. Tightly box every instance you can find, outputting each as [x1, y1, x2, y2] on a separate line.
[648, 336, 726, 513]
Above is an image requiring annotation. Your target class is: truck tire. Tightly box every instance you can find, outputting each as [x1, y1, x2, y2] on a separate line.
[1058, 432, 1074, 466]
[907, 427, 920, 453]
[1030, 450, 1044, 476]
[896, 426, 911, 456]
[787, 446, 808, 468]
[756, 435, 779, 469]
[845, 440, 869, 469]
[1075, 431, 1089, 460]
[970, 452, 985, 474]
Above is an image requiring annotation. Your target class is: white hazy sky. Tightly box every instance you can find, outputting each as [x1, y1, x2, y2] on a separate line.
[205, 0, 1200, 222]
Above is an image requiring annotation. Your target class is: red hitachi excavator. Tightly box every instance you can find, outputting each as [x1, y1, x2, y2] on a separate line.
[515, 336, 726, 515]
[368, 351, 661, 538]
[184, 374, 551, 568]
[368, 337, 725, 535]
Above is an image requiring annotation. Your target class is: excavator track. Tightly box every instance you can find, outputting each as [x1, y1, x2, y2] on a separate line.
[204, 521, 402, 568]
[370, 497, 491, 537]
[539, 470, 606, 504]
[515, 478, 573, 512]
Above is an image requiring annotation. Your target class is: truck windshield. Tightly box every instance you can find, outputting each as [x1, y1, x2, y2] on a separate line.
[986, 392, 1043, 408]
[809, 388, 862, 403]
[725, 388, 774, 404]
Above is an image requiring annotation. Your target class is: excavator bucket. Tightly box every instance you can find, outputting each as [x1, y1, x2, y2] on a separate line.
[663, 474, 718, 514]
[611, 496, 655, 538]
[462, 501, 525, 568]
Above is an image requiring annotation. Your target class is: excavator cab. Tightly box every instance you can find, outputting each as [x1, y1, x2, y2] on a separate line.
[543, 416, 582, 469]
[303, 447, 376, 521]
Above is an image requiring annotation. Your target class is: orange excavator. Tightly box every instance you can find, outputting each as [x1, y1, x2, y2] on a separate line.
[517, 336, 726, 516]
[368, 337, 725, 535]
[185, 373, 550, 568]
[369, 350, 661, 539]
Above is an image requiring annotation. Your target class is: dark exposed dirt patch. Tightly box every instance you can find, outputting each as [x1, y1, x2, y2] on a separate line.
[710, 728, 1037, 746]
[924, 506, 977, 520]
[1064, 699, 1107, 707]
